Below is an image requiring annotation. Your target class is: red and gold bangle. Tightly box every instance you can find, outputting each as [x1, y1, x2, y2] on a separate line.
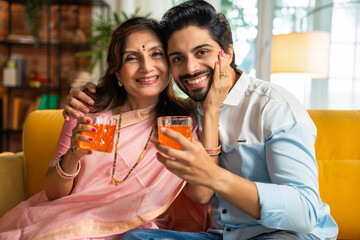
[204, 145, 221, 156]
[56, 154, 81, 179]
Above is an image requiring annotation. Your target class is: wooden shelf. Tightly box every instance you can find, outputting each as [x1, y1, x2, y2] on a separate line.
[8, 0, 109, 6]
[0, 0, 108, 152]
[0, 37, 91, 50]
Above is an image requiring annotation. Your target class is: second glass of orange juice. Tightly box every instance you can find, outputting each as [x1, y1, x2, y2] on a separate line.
[157, 116, 192, 150]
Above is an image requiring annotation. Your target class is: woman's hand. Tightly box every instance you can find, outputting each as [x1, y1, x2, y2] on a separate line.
[70, 115, 97, 156]
[203, 49, 234, 112]
[44, 115, 94, 200]
[63, 82, 97, 121]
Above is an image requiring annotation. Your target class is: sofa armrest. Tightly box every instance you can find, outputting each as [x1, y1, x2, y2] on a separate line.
[0, 152, 26, 217]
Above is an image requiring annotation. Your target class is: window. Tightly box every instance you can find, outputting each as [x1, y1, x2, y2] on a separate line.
[328, 1, 360, 109]
[221, 0, 258, 76]
[272, 0, 360, 109]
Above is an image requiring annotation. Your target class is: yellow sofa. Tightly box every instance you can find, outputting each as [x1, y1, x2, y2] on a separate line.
[0, 109, 359, 239]
[0, 110, 64, 217]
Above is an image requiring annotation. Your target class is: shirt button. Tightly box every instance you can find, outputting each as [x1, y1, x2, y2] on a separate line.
[226, 227, 231, 232]
[222, 209, 227, 214]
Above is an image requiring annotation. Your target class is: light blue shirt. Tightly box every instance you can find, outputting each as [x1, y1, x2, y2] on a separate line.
[195, 72, 338, 240]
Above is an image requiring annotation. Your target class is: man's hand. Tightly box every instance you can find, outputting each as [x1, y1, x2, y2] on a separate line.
[156, 127, 221, 203]
[156, 127, 219, 188]
[63, 82, 96, 121]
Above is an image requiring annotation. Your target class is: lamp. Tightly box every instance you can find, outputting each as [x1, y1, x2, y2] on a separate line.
[270, 31, 330, 108]
[271, 31, 330, 79]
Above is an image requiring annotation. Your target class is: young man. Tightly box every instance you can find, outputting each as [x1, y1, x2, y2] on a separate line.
[64, 1, 338, 239]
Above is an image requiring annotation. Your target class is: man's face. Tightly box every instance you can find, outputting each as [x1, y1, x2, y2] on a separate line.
[167, 26, 222, 102]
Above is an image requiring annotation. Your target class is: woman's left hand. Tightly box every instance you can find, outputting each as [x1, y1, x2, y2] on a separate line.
[203, 49, 233, 111]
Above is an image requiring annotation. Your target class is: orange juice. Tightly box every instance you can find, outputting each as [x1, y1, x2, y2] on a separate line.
[78, 123, 117, 153]
[158, 125, 192, 150]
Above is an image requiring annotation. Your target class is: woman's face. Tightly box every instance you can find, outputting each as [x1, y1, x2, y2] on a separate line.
[116, 29, 169, 107]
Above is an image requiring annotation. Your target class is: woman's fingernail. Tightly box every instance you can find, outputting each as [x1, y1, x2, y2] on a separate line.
[83, 108, 89, 113]
[88, 99, 94, 105]
[89, 137, 93, 141]
[86, 119, 91, 124]
[220, 49, 224, 57]
[88, 150, 92, 154]
[92, 128, 96, 132]
[216, 61, 220, 65]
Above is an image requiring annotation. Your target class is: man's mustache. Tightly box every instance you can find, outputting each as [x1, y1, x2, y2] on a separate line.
[178, 68, 213, 82]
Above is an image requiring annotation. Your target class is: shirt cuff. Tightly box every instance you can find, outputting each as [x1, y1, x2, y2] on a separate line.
[255, 181, 286, 228]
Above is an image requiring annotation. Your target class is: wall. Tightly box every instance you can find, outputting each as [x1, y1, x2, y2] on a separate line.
[0, 1, 92, 88]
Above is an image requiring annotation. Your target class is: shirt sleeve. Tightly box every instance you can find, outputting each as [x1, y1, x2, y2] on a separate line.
[49, 115, 77, 167]
[255, 103, 321, 234]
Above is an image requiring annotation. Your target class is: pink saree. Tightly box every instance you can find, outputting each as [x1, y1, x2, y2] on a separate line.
[0, 105, 208, 240]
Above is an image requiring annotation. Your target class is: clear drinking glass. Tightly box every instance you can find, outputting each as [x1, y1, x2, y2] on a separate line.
[157, 116, 192, 150]
[78, 115, 118, 153]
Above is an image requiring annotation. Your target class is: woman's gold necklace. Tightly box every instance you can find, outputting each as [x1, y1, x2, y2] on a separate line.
[111, 105, 155, 185]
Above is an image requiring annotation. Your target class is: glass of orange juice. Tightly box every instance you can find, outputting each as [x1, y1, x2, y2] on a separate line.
[157, 116, 192, 150]
[78, 115, 118, 153]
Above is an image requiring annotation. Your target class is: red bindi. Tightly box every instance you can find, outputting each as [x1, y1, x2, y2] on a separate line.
[142, 45, 145, 51]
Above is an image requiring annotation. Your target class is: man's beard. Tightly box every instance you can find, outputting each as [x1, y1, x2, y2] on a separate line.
[177, 67, 213, 102]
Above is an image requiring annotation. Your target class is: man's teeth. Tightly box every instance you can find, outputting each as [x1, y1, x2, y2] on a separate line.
[188, 76, 207, 85]
[139, 76, 157, 82]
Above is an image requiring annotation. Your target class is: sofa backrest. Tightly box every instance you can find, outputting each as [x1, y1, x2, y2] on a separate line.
[22, 109, 64, 197]
[308, 110, 360, 240]
[22, 109, 360, 239]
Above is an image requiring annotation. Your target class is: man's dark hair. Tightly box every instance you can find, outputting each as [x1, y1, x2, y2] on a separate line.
[160, 0, 236, 71]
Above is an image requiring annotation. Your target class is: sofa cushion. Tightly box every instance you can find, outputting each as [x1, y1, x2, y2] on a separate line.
[22, 110, 64, 197]
[0, 152, 26, 217]
[308, 110, 360, 239]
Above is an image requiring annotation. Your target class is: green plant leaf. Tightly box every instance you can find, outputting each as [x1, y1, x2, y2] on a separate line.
[114, 12, 122, 25]
[76, 9, 151, 73]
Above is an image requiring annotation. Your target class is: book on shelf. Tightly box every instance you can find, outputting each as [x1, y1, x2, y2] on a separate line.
[38, 94, 59, 110]
[11, 97, 23, 129]
[1, 94, 7, 129]
[2, 95, 42, 130]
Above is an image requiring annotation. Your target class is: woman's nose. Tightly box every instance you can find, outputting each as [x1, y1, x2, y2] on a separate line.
[140, 56, 153, 72]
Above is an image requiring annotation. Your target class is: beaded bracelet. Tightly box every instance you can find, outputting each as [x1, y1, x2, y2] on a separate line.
[56, 154, 81, 179]
[204, 145, 221, 156]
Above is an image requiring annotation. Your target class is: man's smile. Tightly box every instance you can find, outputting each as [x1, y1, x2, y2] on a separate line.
[186, 75, 208, 85]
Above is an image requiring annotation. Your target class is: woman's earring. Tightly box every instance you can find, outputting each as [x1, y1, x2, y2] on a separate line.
[115, 73, 123, 87]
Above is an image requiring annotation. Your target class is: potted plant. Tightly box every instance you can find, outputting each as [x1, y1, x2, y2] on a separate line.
[76, 8, 150, 73]
[24, 0, 46, 48]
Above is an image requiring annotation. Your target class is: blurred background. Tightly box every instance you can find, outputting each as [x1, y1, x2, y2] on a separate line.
[0, 0, 359, 152]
